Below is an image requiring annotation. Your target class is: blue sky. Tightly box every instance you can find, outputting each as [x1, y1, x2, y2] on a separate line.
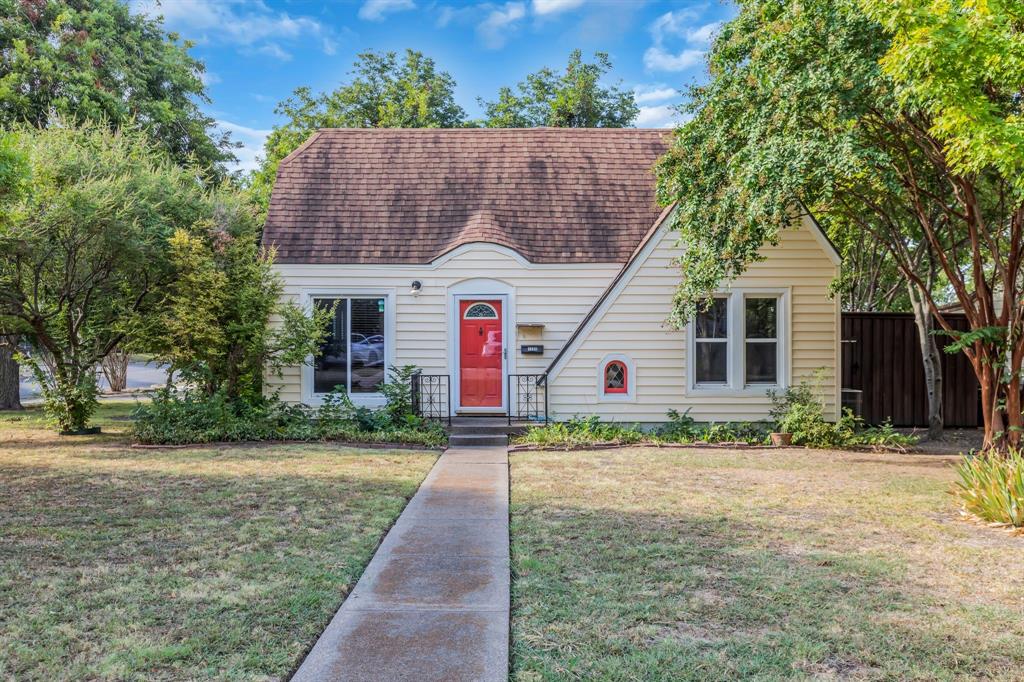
[133, 0, 736, 172]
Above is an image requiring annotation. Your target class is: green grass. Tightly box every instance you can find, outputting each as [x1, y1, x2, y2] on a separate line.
[0, 404, 437, 681]
[510, 447, 1024, 680]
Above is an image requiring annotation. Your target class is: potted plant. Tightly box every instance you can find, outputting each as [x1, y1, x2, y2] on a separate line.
[769, 431, 792, 446]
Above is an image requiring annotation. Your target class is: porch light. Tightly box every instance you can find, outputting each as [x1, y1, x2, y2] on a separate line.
[410, 280, 422, 296]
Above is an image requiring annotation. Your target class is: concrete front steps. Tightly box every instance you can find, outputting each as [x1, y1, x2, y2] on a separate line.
[448, 416, 525, 447]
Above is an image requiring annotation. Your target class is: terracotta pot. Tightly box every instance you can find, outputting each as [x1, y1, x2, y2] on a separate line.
[770, 432, 792, 446]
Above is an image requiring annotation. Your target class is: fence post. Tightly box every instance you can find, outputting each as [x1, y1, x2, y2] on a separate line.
[410, 370, 421, 418]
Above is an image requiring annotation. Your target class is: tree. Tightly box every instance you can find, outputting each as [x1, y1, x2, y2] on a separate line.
[655, 0, 1023, 447]
[0, 131, 29, 410]
[0, 0, 238, 406]
[145, 193, 332, 403]
[249, 49, 466, 210]
[0, 0, 234, 173]
[863, 0, 1024, 449]
[0, 122, 208, 431]
[479, 50, 638, 128]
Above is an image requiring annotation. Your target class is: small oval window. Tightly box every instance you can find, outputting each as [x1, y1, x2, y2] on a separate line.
[604, 360, 627, 394]
[464, 302, 498, 319]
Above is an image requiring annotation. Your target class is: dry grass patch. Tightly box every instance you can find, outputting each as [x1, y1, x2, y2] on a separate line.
[0, 404, 437, 681]
[510, 447, 1024, 680]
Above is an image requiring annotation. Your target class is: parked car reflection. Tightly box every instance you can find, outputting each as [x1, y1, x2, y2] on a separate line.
[351, 334, 385, 366]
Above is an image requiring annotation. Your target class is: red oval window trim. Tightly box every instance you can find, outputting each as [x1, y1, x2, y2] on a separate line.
[604, 360, 628, 394]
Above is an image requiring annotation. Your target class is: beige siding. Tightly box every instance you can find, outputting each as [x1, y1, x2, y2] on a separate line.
[548, 215, 841, 422]
[270, 218, 840, 423]
[266, 244, 621, 404]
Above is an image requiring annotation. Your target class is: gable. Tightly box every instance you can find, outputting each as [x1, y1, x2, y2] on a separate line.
[546, 211, 840, 380]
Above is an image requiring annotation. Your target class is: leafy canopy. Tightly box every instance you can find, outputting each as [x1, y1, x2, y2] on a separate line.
[654, 0, 884, 325]
[0, 121, 209, 429]
[249, 49, 466, 209]
[864, 0, 1024, 195]
[0, 0, 235, 174]
[655, 0, 1024, 448]
[479, 50, 638, 128]
[149, 206, 333, 403]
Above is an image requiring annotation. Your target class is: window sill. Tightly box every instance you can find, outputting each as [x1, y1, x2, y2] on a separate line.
[688, 384, 781, 398]
[305, 392, 386, 408]
[597, 392, 636, 403]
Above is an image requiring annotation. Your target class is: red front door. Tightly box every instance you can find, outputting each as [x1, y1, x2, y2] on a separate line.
[459, 299, 503, 408]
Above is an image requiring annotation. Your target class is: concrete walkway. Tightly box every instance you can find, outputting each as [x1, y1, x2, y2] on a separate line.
[292, 446, 510, 682]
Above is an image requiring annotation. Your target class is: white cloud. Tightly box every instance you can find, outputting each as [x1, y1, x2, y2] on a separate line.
[132, 0, 335, 58]
[198, 70, 221, 87]
[635, 104, 682, 129]
[633, 84, 677, 105]
[358, 0, 416, 21]
[643, 46, 704, 72]
[532, 0, 585, 15]
[644, 10, 720, 73]
[217, 120, 272, 174]
[255, 43, 291, 61]
[477, 2, 526, 49]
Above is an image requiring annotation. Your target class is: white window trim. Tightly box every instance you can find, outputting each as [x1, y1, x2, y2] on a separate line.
[687, 288, 790, 396]
[300, 288, 396, 407]
[596, 353, 636, 402]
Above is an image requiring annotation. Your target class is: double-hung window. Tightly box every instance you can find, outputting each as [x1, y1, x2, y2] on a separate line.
[691, 291, 786, 391]
[694, 297, 729, 384]
[744, 298, 778, 384]
[312, 296, 387, 395]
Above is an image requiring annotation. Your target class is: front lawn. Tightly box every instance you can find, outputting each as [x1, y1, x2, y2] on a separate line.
[510, 447, 1024, 680]
[0, 404, 437, 681]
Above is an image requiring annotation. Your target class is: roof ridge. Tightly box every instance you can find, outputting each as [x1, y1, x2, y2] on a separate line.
[310, 127, 672, 133]
[277, 130, 323, 168]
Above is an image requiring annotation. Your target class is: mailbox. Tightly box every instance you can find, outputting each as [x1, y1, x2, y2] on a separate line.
[520, 344, 544, 355]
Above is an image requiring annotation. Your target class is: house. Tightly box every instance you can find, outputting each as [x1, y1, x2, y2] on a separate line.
[262, 128, 841, 424]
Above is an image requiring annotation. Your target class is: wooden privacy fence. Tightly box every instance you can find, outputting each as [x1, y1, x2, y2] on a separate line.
[841, 312, 980, 428]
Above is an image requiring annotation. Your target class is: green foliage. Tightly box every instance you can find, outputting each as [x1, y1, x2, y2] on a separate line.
[249, 49, 466, 210]
[0, 122, 208, 431]
[954, 449, 1024, 527]
[143, 201, 332, 402]
[660, 408, 700, 440]
[515, 416, 646, 448]
[20, 355, 97, 432]
[654, 0, 893, 324]
[479, 50, 638, 128]
[379, 364, 419, 425]
[0, 0, 234, 174]
[940, 326, 1007, 357]
[130, 364, 445, 447]
[863, 0, 1024, 197]
[514, 414, 772, 448]
[769, 381, 917, 451]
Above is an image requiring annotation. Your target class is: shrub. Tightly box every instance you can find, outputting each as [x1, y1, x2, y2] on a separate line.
[769, 382, 917, 451]
[515, 414, 771, 448]
[699, 421, 772, 445]
[25, 360, 99, 432]
[954, 450, 1024, 527]
[130, 364, 447, 447]
[516, 416, 646, 447]
[659, 408, 699, 441]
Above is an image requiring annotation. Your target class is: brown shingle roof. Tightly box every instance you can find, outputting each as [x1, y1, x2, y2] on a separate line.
[263, 128, 670, 264]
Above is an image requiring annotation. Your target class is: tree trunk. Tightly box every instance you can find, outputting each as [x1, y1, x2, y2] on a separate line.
[101, 347, 130, 393]
[976, 356, 1005, 451]
[908, 284, 943, 440]
[0, 335, 22, 411]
